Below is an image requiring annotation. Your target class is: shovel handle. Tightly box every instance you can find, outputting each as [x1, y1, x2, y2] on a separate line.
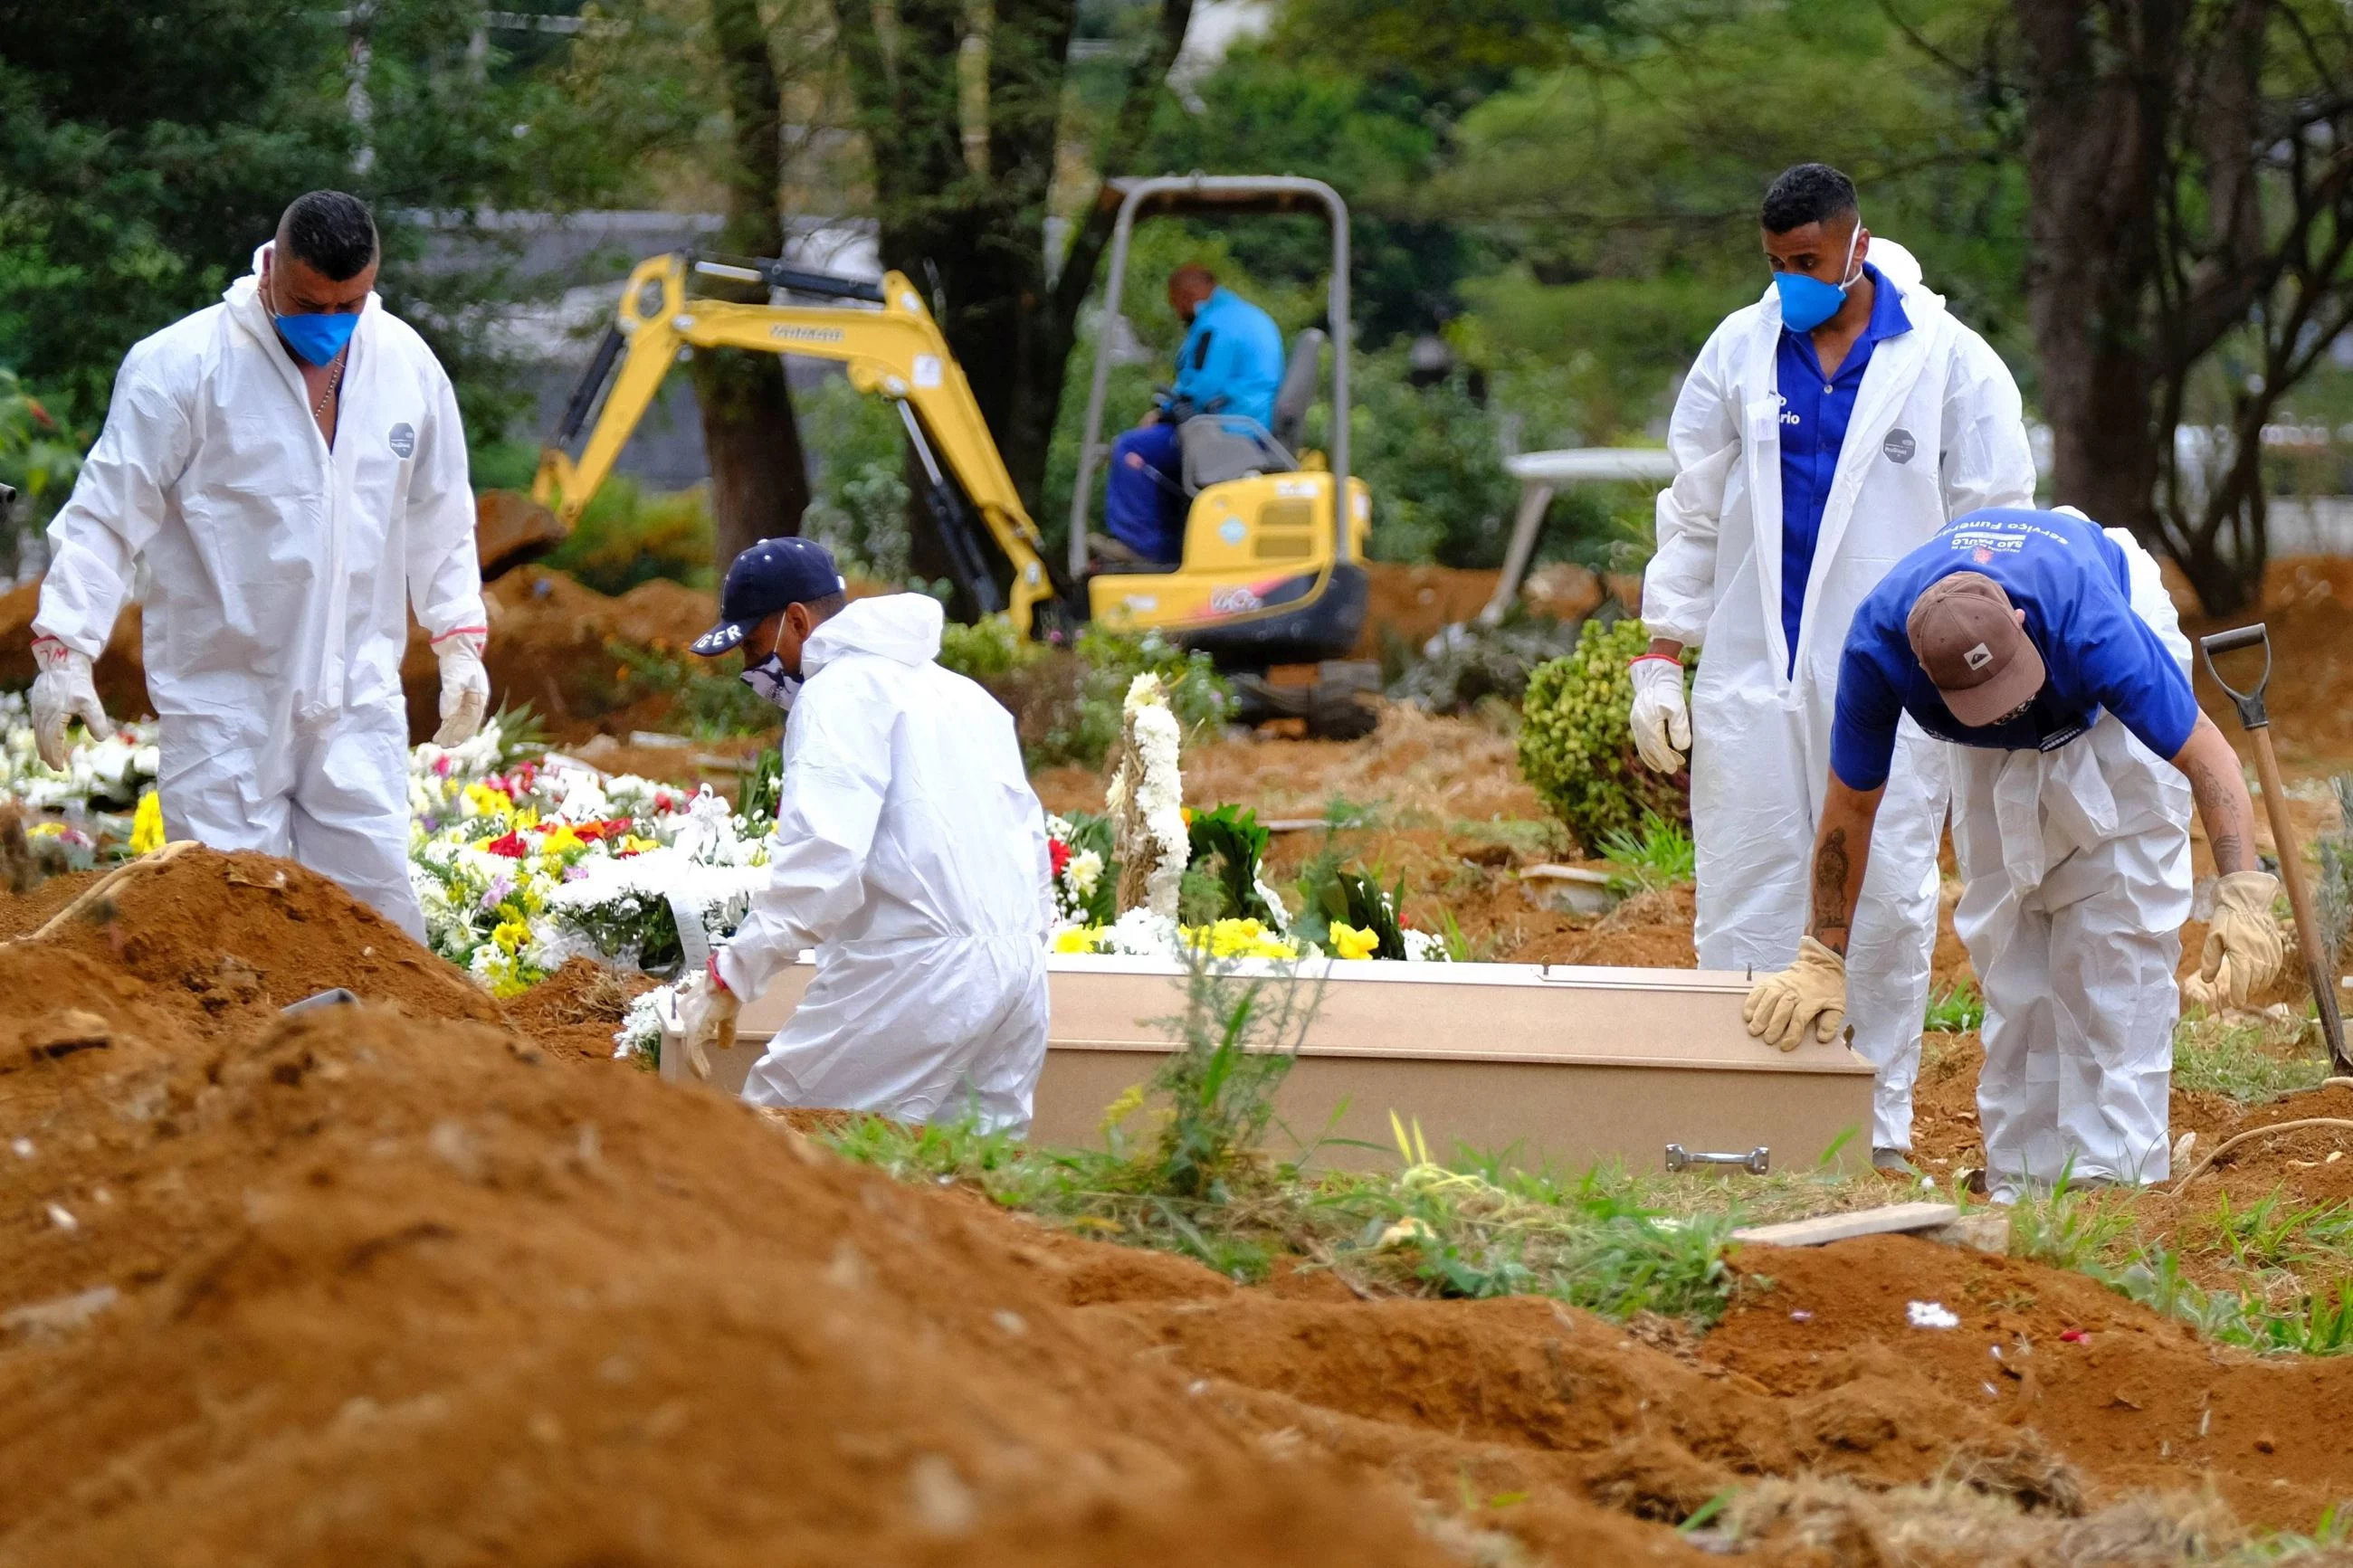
[2242, 727, 2353, 1073]
[2198, 624, 2272, 729]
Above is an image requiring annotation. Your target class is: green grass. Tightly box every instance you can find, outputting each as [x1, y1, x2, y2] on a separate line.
[2007, 1180, 2353, 1357]
[816, 948, 2353, 1360]
[1597, 811, 1696, 893]
[819, 956, 1890, 1326]
[2171, 1013, 2335, 1103]
[1923, 980, 1986, 1033]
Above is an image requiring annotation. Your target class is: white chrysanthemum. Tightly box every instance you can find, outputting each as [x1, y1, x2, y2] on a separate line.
[1065, 849, 1102, 898]
[1402, 928, 1447, 963]
[613, 985, 672, 1061]
[1103, 905, 1181, 956]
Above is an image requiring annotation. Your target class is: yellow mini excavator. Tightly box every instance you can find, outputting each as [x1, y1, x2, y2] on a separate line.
[525, 175, 1377, 735]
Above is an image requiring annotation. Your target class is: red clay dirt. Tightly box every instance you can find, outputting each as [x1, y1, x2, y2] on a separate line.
[7, 851, 2353, 1561]
[1705, 1233, 2353, 1530]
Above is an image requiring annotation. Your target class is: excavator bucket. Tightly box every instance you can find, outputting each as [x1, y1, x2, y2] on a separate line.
[475, 489, 570, 582]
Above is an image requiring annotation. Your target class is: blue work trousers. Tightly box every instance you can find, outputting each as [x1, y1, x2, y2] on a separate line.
[1106, 423, 1186, 562]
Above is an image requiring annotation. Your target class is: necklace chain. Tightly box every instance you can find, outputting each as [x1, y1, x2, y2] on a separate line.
[312, 348, 348, 419]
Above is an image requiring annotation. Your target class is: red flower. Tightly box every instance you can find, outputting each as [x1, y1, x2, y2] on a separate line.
[485, 831, 529, 859]
[1049, 838, 1072, 878]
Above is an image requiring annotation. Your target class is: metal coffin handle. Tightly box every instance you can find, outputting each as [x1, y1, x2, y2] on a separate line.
[1664, 1144, 1770, 1175]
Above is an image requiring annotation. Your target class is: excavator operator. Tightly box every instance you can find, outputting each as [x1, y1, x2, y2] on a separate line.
[1102, 263, 1284, 565]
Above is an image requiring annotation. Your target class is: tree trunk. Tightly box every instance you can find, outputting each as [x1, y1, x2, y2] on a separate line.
[696, 350, 810, 565]
[693, 0, 810, 572]
[2012, 0, 2184, 539]
[835, 0, 1196, 587]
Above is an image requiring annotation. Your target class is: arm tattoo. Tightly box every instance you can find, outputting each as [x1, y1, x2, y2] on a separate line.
[2185, 757, 2253, 874]
[1811, 828, 1852, 953]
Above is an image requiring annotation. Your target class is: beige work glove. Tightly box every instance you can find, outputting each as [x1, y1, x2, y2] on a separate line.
[1627, 654, 1691, 774]
[433, 630, 491, 747]
[1743, 936, 1848, 1051]
[675, 964, 741, 1080]
[2200, 870, 2285, 1009]
[29, 637, 112, 770]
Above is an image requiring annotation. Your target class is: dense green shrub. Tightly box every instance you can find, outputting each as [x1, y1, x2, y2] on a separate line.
[1516, 617, 1691, 851]
[547, 479, 716, 595]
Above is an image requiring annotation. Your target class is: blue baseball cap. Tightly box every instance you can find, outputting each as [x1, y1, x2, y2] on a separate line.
[691, 536, 848, 656]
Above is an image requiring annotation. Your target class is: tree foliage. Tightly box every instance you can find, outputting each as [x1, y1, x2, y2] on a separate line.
[0, 0, 667, 447]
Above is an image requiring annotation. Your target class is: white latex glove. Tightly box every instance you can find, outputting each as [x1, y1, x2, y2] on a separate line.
[29, 637, 112, 770]
[1627, 654, 1691, 774]
[433, 631, 491, 747]
[676, 963, 741, 1081]
[2201, 870, 2285, 1009]
[1742, 936, 1848, 1051]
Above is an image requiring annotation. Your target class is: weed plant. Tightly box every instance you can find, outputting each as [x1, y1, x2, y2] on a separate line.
[1923, 980, 1986, 1033]
[1597, 811, 1696, 893]
[2173, 1013, 2334, 1102]
[823, 948, 1891, 1322]
[2010, 1180, 2353, 1357]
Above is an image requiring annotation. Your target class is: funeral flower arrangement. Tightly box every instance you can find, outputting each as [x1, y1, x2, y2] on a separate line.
[405, 719, 772, 998]
[0, 690, 160, 860]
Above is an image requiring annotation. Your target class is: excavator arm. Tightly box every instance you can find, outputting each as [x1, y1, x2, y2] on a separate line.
[533, 252, 1063, 635]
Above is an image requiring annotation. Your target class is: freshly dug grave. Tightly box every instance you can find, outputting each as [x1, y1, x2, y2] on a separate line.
[0, 860, 1691, 1566]
[10, 852, 2353, 1561]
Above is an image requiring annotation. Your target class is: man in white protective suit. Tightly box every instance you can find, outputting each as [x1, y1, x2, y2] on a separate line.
[1630, 163, 2035, 1169]
[29, 191, 487, 940]
[1743, 507, 2283, 1200]
[671, 537, 1054, 1135]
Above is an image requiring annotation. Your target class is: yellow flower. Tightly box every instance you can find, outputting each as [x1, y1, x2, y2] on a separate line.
[129, 790, 165, 855]
[1053, 926, 1106, 954]
[24, 819, 66, 839]
[539, 823, 585, 858]
[1179, 918, 1299, 960]
[491, 918, 532, 955]
[618, 833, 662, 854]
[1329, 922, 1379, 961]
[463, 782, 515, 819]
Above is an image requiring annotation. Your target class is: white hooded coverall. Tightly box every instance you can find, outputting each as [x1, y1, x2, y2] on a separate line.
[716, 594, 1054, 1136]
[34, 246, 484, 939]
[1643, 242, 2036, 1150]
[1951, 530, 2194, 1197]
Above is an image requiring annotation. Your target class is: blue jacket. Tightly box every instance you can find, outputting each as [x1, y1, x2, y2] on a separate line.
[1169, 288, 1285, 428]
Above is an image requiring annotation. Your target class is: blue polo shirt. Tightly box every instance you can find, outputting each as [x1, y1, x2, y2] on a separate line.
[1777, 262, 1910, 670]
[1169, 287, 1285, 429]
[1829, 508, 2200, 792]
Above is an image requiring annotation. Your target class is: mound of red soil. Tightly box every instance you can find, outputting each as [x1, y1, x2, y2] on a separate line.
[21, 847, 498, 1035]
[498, 955, 655, 1066]
[13, 848, 2353, 1559]
[1705, 1232, 2353, 1529]
[0, 904, 1623, 1564]
[1356, 563, 1503, 659]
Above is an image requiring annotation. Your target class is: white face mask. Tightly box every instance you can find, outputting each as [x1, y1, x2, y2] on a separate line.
[739, 652, 802, 712]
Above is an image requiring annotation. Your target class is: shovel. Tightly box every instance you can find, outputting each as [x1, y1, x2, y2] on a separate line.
[2197, 623, 2351, 1074]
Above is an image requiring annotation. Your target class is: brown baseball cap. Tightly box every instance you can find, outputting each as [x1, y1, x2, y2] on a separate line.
[1906, 572, 2044, 727]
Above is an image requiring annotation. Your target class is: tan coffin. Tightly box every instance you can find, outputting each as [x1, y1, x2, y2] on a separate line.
[668, 957, 1877, 1177]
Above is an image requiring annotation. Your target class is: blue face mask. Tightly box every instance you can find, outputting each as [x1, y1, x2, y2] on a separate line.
[1772, 227, 1862, 334]
[274, 311, 360, 366]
